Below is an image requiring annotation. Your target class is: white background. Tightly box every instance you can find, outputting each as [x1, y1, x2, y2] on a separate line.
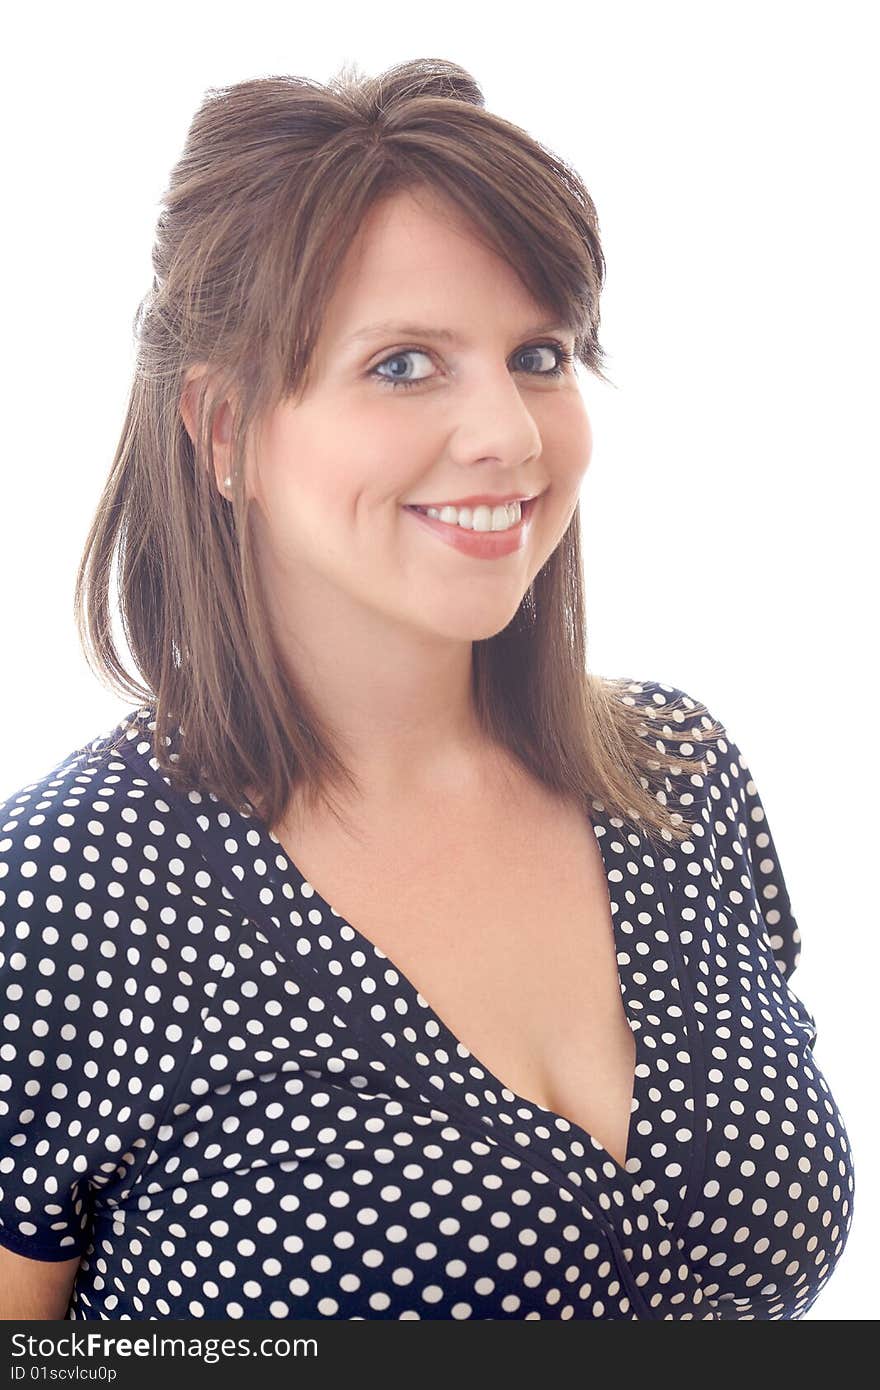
[2, 0, 876, 1319]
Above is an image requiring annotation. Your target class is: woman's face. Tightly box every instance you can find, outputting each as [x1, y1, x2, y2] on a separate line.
[246, 185, 593, 649]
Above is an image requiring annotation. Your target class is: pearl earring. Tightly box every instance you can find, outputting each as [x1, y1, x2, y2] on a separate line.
[223, 475, 232, 489]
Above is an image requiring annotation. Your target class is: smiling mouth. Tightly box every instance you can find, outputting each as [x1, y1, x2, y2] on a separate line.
[403, 496, 537, 532]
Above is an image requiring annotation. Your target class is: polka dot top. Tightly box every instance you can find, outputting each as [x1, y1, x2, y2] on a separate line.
[0, 679, 855, 1320]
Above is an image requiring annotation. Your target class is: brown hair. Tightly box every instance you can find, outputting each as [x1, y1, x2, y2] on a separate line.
[74, 56, 726, 852]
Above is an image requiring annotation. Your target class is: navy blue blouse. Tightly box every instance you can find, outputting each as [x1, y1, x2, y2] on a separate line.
[0, 678, 855, 1319]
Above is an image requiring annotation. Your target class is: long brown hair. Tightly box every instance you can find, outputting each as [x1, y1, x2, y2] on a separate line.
[74, 56, 725, 852]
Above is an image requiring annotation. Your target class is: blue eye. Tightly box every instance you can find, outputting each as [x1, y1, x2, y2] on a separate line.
[371, 341, 574, 391]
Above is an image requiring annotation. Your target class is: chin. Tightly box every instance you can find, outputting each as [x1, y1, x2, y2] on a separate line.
[411, 600, 528, 644]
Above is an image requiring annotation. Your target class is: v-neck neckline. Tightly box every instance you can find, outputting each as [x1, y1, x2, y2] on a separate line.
[113, 705, 698, 1206]
[255, 794, 659, 1190]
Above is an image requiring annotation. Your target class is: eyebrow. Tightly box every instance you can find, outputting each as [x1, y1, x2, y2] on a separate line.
[343, 319, 577, 346]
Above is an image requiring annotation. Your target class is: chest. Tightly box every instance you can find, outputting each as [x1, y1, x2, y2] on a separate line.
[272, 780, 637, 1168]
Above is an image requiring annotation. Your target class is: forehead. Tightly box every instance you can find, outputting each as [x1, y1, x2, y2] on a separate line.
[322, 187, 552, 337]
[354, 185, 492, 263]
[316, 187, 556, 353]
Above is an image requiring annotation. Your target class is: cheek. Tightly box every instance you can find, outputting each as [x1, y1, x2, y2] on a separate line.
[580, 409, 594, 463]
[554, 397, 593, 466]
[256, 425, 351, 520]
[535, 415, 592, 541]
[256, 453, 397, 574]
[532, 378, 590, 452]
[543, 413, 593, 504]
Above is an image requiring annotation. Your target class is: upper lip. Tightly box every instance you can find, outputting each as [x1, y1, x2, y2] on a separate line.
[406, 492, 537, 509]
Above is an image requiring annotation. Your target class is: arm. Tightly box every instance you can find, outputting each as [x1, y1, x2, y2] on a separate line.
[0, 1246, 81, 1320]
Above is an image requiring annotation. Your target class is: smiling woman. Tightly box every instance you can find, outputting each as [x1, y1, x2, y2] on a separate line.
[0, 56, 854, 1322]
[70, 55, 724, 849]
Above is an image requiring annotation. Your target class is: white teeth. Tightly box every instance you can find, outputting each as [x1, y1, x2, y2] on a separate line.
[423, 501, 523, 531]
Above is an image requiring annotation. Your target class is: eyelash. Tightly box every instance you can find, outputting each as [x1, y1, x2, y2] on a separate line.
[370, 340, 575, 391]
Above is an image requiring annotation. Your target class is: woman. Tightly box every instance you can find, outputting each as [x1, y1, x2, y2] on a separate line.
[0, 58, 854, 1320]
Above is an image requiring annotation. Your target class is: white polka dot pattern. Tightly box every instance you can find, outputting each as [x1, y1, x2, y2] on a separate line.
[0, 679, 854, 1319]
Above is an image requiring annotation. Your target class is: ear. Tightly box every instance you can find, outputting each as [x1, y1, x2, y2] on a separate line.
[180, 365, 235, 497]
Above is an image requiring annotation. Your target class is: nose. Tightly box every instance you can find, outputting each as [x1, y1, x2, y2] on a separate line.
[449, 367, 543, 471]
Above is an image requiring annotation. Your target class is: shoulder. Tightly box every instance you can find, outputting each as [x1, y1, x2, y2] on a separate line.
[604, 672, 738, 791]
[628, 677, 768, 825]
[605, 674, 785, 884]
[607, 672, 725, 729]
[0, 702, 218, 981]
[0, 702, 243, 979]
[0, 706, 150, 883]
[610, 670, 748, 758]
[615, 675, 804, 978]
[0, 710, 147, 1009]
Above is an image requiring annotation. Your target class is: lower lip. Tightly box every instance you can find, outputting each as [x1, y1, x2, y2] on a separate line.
[402, 498, 537, 558]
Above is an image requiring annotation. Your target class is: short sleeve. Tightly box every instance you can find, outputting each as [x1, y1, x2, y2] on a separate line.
[628, 677, 817, 1039]
[0, 730, 197, 1264]
[0, 757, 99, 1259]
[704, 718, 819, 1047]
[710, 727, 803, 977]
